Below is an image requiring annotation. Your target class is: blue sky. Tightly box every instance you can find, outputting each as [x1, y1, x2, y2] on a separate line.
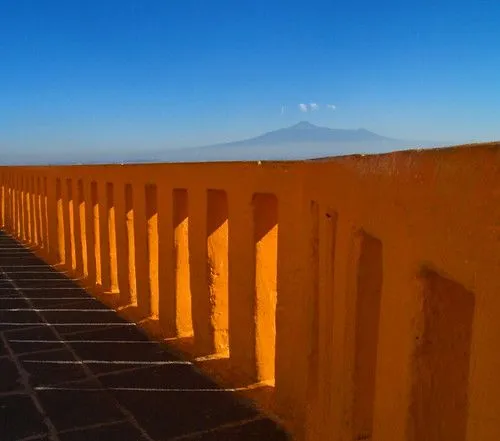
[1, 0, 499, 155]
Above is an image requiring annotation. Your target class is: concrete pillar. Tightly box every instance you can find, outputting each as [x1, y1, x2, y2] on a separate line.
[228, 190, 257, 383]
[133, 182, 151, 317]
[98, 181, 111, 292]
[72, 179, 84, 276]
[114, 182, 131, 305]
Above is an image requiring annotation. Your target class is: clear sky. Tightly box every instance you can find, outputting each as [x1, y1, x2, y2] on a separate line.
[1, 0, 499, 156]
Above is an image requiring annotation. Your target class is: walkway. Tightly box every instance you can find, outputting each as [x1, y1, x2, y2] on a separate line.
[0, 231, 288, 441]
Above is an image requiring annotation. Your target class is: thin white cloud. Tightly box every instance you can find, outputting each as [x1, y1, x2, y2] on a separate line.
[281, 105, 285, 115]
[310, 103, 319, 110]
[299, 103, 308, 112]
[327, 104, 336, 110]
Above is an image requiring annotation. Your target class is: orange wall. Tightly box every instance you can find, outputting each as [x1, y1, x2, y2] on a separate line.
[1, 143, 499, 441]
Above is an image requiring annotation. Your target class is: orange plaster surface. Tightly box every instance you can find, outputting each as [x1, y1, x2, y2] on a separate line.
[1, 142, 500, 440]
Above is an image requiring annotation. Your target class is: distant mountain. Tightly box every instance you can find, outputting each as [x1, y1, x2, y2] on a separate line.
[212, 121, 397, 146]
[130, 121, 442, 163]
[0, 122, 444, 165]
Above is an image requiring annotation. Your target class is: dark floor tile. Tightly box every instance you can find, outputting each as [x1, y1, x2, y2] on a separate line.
[31, 298, 108, 310]
[188, 418, 290, 441]
[56, 323, 138, 336]
[8, 274, 64, 283]
[19, 349, 87, 387]
[0, 394, 47, 440]
[0, 358, 23, 392]
[75, 345, 181, 375]
[0, 267, 48, 273]
[37, 390, 124, 431]
[0, 238, 29, 244]
[61, 325, 150, 341]
[0, 288, 21, 297]
[112, 390, 258, 440]
[9, 339, 65, 355]
[0, 322, 46, 332]
[49, 378, 102, 389]
[0, 309, 44, 325]
[0, 310, 44, 332]
[18, 288, 89, 299]
[69, 341, 178, 362]
[0, 257, 47, 266]
[0, 240, 25, 244]
[20, 348, 77, 362]
[9, 272, 71, 280]
[99, 364, 218, 390]
[0, 337, 7, 357]
[40, 310, 122, 324]
[14, 279, 84, 289]
[9, 268, 65, 275]
[0, 253, 33, 259]
[0, 297, 30, 309]
[5, 325, 58, 343]
[59, 421, 148, 441]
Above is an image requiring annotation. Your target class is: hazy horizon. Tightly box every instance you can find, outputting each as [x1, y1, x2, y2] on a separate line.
[1, 1, 499, 161]
[0, 120, 459, 165]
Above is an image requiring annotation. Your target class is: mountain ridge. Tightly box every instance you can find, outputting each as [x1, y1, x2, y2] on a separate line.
[119, 121, 443, 163]
[200, 121, 397, 149]
[0, 122, 444, 165]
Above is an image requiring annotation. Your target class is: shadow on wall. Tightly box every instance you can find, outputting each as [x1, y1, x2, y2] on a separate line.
[409, 268, 475, 441]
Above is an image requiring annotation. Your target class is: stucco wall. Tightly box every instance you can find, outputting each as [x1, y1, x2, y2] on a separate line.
[1, 142, 499, 440]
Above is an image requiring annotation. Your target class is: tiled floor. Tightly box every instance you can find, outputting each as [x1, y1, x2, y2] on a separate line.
[0, 231, 289, 441]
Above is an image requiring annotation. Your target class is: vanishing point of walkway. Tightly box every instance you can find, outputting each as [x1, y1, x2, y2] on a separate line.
[0, 231, 288, 441]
